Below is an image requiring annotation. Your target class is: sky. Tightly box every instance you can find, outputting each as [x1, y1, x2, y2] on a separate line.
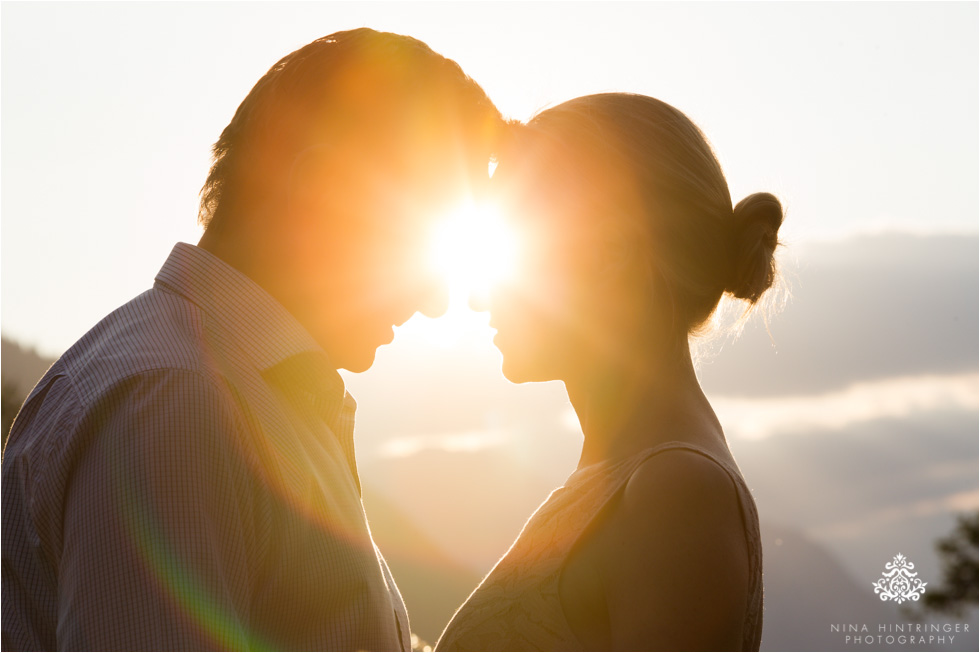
[2, 2, 979, 646]
[2, 1, 977, 357]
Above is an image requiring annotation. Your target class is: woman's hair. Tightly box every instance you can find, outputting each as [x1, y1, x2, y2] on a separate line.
[514, 92, 783, 333]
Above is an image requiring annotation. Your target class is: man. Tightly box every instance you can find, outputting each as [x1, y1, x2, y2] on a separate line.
[2, 28, 504, 650]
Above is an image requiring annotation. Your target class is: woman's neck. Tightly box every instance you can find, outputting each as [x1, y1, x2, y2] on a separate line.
[567, 338, 722, 469]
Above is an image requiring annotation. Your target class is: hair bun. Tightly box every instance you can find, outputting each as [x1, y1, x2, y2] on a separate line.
[726, 192, 783, 303]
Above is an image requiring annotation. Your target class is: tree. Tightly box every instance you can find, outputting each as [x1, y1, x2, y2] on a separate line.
[913, 511, 979, 618]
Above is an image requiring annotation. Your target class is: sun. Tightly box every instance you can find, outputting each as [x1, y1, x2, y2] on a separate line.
[430, 200, 517, 311]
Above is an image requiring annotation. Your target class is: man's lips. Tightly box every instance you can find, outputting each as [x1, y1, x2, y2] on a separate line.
[393, 310, 417, 328]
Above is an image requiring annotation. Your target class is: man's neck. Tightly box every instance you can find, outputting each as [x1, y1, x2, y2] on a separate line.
[198, 223, 338, 361]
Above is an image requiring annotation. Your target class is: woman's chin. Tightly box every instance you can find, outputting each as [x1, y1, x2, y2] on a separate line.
[495, 331, 560, 383]
[500, 363, 530, 384]
[499, 355, 556, 385]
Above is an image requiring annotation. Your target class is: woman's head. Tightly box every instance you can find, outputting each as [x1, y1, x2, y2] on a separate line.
[489, 93, 783, 383]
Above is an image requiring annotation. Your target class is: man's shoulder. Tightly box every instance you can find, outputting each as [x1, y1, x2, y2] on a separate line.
[57, 286, 225, 404]
[2, 286, 245, 501]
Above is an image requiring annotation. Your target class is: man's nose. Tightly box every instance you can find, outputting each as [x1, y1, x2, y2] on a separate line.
[418, 280, 450, 318]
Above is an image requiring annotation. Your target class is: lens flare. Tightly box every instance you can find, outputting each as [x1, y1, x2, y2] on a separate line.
[430, 201, 517, 310]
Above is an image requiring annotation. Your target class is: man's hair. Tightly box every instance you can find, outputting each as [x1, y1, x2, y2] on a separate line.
[199, 28, 504, 230]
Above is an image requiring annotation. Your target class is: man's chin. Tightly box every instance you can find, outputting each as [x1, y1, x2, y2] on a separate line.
[334, 346, 379, 374]
[340, 352, 377, 374]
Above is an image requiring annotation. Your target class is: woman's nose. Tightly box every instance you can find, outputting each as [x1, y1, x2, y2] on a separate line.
[468, 287, 490, 313]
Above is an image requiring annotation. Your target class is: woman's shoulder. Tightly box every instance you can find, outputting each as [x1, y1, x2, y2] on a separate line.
[596, 442, 756, 598]
[581, 443, 754, 649]
[625, 442, 743, 505]
[613, 444, 745, 538]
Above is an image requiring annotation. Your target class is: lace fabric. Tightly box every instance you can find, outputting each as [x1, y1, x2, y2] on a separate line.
[436, 441, 764, 651]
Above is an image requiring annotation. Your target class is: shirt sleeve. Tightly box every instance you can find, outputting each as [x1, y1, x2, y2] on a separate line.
[57, 369, 265, 651]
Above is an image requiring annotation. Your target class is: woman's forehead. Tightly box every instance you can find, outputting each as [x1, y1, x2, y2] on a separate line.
[494, 150, 642, 232]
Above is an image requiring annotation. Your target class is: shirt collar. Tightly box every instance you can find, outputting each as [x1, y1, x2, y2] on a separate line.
[153, 242, 350, 411]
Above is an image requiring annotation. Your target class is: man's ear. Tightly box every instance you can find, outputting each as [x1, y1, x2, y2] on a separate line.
[286, 144, 334, 203]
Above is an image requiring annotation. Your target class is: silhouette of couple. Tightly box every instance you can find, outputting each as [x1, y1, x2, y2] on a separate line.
[2, 29, 780, 651]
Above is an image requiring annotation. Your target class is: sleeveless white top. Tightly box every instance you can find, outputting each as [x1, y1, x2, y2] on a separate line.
[436, 441, 764, 651]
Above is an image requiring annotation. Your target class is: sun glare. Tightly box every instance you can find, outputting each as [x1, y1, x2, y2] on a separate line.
[430, 201, 517, 311]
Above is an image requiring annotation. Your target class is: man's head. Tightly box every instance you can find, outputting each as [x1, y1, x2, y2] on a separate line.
[198, 28, 505, 372]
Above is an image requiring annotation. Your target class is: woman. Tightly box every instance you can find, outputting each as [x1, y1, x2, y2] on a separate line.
[437, 93, 780, 651]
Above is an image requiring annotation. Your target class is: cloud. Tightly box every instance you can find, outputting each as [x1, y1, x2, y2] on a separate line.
[714, 372, 978, 441]
[816, 488, 979, 541]
[378, 429, 510, 458]
[730, 409, 978, 583]
[731, 410, 978, 527]
[698, 232, 978, 397]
